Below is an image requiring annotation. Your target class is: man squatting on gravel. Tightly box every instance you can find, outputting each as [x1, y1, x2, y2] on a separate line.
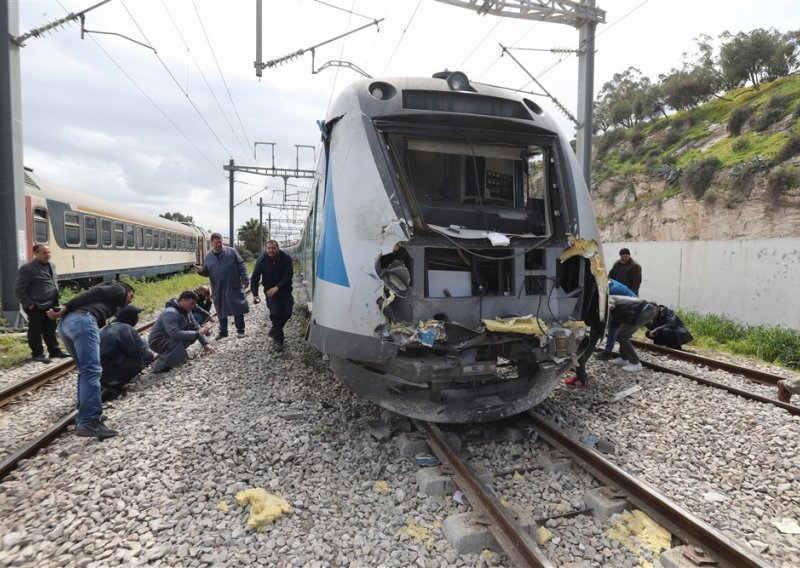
[777, 377, 800, 404]
[48, 281, 135, 439]
[148, 290, 214, 374]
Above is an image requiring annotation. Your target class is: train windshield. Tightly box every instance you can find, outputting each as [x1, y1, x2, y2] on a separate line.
[386, 134, 552, 236]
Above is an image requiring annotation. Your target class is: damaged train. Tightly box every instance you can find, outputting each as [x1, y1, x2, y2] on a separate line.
[293, 71, 607, 423]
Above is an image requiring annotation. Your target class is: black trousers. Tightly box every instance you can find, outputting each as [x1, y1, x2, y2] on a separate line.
[652, 329, 684, 350]
[25, 306, 59, 357]
[101, 358, 148, 386]
[266, 293, 294, 343]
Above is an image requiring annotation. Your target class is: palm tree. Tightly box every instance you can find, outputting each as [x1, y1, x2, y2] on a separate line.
[237, 218, 268, 256]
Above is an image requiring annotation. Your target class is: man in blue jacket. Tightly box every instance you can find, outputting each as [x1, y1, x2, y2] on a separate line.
[148, 291, 214, 373]
[196, 233, 249, 340]
[251, 240, 294, 351]
[99, 305, 155, 397]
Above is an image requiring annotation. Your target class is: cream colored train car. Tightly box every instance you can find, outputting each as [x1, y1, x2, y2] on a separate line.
[24, 168, 210, 288]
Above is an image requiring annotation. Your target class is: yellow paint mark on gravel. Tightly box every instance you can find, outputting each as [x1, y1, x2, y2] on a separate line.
[397, 519, 435, 550]
[607, 510, 671, 567]
[537, 526, 554, 545]
[215, 502, 229, 513]
[373, 480, 391, 493]
[234, 488, 293, 532]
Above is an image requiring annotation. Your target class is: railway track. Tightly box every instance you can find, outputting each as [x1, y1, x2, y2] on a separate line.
[0, 320, 155, 481]
[419, 415, 771, 567]
[628, 340, 798, 415]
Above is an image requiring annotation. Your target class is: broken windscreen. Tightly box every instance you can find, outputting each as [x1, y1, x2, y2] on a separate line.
[386, 134, 551, 236]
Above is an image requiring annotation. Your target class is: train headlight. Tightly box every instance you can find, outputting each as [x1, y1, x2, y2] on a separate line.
[368, 81, 397, 101]
[446, 71, 470, 91]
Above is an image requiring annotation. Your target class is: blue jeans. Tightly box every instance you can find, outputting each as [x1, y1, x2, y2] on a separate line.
[58, 312, 103, 426]
[603, 324, 619, 354]
[218, 314, 245, 335]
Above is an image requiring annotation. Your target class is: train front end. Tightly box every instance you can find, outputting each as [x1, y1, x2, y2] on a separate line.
[305, 72, 606, 423]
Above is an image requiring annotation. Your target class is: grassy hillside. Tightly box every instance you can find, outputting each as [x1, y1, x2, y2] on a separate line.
[592, 75, 800, 229]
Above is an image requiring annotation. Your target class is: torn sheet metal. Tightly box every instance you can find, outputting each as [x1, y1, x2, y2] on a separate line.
[609, 384, 643, 403]
[483, 315, 550, 336]
[388, 320, 447, 347]
[558, 236, 608, 322]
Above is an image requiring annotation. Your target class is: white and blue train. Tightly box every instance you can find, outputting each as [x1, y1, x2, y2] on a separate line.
[292, 71, 607, 423]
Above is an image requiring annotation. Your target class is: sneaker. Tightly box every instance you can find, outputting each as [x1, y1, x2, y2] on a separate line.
[237, 331, 245, 338]
[31, 354, 51, 364]
[622, 362, 643, 372]
[610, 357, 628, 366]
[215, 332, 228, 341]
[595, 351, 613, 361]
[564, 375, 589, 386]
[75, 420, 118, 439]
[777, 380, 792, 404]
[49, 351, 70, 359]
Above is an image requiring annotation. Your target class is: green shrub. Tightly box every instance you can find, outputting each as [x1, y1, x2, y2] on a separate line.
[751, 106, 785, 132]
[747, 155, 772, 173]
[732, 137, 750, 153]
[766, 165, 798, 204]
[628, 129, 645, 147]
[727, 106, 749, 136]
[775, 133, 800, 164]
[654, 165, 682, 186]
[683, 157, 721, 198]
[727, 165, 754, 201]
[766, 93, 789, 111]
[596, 128, 627, 156]
[661, 129, 681, 150]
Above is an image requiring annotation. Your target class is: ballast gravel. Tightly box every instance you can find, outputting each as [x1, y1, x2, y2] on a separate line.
[1, 300, 798, 567]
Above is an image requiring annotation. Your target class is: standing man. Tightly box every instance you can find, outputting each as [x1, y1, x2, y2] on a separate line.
[48, 281, 135, 438]
[251, 240, 294, 351]
[196, 233, 249, 340]
[100, 305, 155, 397]
[608, 247, 642, 295]
[14, 244, 68, 363]
[148, 291, 214, 373]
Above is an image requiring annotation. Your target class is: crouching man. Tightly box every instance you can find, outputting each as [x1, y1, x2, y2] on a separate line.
[149, 291, 214, 373]
[100, 305, 155, 397]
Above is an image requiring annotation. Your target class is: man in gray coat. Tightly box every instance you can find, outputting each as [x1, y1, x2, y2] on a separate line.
[14, 244, 68, 363]
[149, 291, 214, 373]
[196, 232, 249, 340]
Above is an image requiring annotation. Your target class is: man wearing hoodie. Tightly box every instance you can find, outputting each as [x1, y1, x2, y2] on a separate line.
[148, 291, 214, 374]
[99, 305, 155, 396]
[48, 280, 135, 439]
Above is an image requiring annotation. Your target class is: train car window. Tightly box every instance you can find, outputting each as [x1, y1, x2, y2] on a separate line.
[159, 231, 166, 249]
[114, 223, 124, 248]
[152, 229, 159, 249]
[101, 220, 112, 247]
[64, 212, 81, 246]
[136, 227, 144, 249]
[145, 228, 153, 249]
[172, 234, 177, 250]
[166, 233, 172, 250]
[126, 225, 134, 248]
[33, 207, 48, 244]
[84, 216, 98, 247]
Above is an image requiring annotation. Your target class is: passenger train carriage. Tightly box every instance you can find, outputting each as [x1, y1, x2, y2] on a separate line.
[24, 168, 210, 288]
[293, 71, 607, 423]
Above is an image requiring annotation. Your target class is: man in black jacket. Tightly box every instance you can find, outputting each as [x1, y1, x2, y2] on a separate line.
[608, 247, 642, 294]
[100, 305, 155, 396]
[250, 240, 294, 351]
[645, 305, 694, 350]
[49, 281, 135, 439]
[14, 245, 68, 363]
[607, 295, 657, 373]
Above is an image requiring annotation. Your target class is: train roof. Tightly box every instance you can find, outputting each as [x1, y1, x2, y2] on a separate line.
[328, 71, 564, 135]
[24, 169, 203, 234]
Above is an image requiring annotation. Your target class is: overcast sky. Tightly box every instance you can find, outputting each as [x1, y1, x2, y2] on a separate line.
[13, 0, 800, 243]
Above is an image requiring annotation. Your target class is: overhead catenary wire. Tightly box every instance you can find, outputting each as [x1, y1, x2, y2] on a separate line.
[381, 0, 423, 76]
[311, 0, 375, 22]
[119, 0, 234, 159]
[160, 0, 252, 163]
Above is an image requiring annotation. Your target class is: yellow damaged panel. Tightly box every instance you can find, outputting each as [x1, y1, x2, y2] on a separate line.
[483, 316, 549, 335]
[558, 236, 608, 322]
[234, 488, 293, 532]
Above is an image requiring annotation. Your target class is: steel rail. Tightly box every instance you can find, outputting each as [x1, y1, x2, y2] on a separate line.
[631, 340, 784, 385]
[529, 412, 770, 568]
[420, 421, 554, 568]
[0, 411, 77, 481]
[641, 359, 799, 415]
[0, 321, 155, 408]
[0, 320, 157, 482]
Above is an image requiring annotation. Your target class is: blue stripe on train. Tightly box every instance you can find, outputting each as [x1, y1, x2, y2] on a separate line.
[317, 162, 350, 288]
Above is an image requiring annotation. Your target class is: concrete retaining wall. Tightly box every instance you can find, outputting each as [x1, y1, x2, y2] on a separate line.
[603, 239, 800, 329]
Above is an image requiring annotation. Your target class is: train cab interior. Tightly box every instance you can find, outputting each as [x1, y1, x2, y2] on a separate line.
[391, 137, 551, 236]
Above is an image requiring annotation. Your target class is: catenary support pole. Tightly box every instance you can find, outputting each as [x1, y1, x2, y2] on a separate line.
[228, 158, 234, 245]
[0, 1, 26, 326]
[575, 0, 597, 190]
